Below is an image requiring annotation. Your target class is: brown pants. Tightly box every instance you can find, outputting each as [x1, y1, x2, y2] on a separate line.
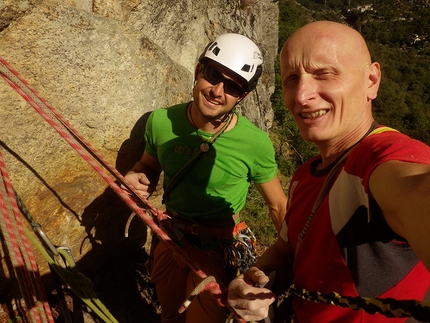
[150, 240, 230, 323]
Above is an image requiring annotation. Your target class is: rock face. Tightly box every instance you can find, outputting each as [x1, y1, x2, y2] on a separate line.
[0, 0, 278, 311]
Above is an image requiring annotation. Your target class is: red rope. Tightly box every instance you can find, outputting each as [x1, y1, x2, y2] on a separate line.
[0, 56, 239, 316]
[0, 149, 54, 323]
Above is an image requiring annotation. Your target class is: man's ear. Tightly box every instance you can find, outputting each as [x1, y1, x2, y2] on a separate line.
[367, 62, 381, 100]
[236, 92, 249, 104]
[194, 63, 202, 81]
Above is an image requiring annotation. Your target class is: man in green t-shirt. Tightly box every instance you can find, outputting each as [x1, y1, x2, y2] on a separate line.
[124, 33, 287, 323]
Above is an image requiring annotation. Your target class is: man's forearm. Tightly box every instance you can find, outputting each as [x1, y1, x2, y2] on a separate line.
[255, 238, 294, 293]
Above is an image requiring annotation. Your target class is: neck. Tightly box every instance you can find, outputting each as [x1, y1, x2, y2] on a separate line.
[316, 120, 375, 170]
[188, 102, 233, 133]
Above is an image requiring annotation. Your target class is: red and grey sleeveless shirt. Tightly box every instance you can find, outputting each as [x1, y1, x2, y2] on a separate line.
[280, 128, 430, 322]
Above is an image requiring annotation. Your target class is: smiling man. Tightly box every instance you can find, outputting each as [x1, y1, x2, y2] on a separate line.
[227, 21, 430, 323]
[123, 33, 287, 323]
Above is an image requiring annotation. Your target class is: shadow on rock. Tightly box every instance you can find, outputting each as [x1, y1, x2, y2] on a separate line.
[45, 110, 161, 322]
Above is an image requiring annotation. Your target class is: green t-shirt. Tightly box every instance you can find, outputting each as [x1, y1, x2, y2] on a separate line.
[145, 102, 277, 223]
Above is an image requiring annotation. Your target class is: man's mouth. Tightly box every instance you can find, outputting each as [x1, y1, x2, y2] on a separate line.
[301, 110, 327, 119]
[205, 96, 221, 106]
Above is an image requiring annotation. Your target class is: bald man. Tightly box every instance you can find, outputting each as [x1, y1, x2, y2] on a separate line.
[227, 21, 430, 322]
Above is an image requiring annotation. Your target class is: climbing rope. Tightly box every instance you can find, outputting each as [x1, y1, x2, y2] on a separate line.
[8, 178, 120, 323]
[286, 284, 430, 322]
[0, 149, 54, 323]
[178, 276, 218, 314]
[0, 56, 245, 320]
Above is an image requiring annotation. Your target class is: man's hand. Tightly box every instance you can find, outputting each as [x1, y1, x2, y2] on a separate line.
[227, 267, 276, 321]
[120, 152, 162, 200]
[122, 171, 153, 198]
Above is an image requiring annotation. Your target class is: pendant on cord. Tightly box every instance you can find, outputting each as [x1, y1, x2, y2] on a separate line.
[200, 142, 210, 152]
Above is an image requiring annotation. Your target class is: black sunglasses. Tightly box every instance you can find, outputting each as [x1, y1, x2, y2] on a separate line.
[202, 65, 245, 98]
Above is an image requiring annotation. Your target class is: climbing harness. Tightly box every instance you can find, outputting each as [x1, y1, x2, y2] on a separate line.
[160, 211, 259, 280]
[161, 102, 258, 278]
[0, 56, 247, 322]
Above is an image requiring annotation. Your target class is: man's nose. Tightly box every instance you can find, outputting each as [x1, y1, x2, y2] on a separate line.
[211, 82, 225, 96]
[295, 77, 316, 106]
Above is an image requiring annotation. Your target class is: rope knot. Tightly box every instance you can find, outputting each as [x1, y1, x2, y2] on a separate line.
[70, 272, 93, 292]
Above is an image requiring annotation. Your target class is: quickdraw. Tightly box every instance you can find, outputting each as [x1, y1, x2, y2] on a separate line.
[223, 228, 258, 275]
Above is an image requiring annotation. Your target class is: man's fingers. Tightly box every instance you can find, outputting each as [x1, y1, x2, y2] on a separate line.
[243, 266, 270, 286]
[227, 269, 276, 321]
[234, 287, 275, 302]
[228, 288, 275, 321]
[136, 173, 150, 185]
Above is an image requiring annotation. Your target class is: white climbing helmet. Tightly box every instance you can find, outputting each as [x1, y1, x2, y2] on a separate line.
[199, 33, 263, 92]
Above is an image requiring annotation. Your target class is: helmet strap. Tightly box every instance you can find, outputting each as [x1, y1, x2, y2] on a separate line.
[221, 108, 235, 122]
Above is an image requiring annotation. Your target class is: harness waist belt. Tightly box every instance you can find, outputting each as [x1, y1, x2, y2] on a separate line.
[171, 220, 248, 239]
[164, 211, 244, 244]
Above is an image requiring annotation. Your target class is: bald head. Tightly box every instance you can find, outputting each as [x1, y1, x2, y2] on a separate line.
[282, 21, 372, 69]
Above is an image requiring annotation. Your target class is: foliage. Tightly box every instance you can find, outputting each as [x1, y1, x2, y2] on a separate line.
[343, 0, 430, 144]
[241, 182, 280, 248]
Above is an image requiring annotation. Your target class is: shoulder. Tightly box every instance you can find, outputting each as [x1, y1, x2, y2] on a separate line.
[236, 113, 269, 138]
[347, 128, 430, 190]
[353, 128, 430, 164]
[148, 102, 188, 124]
[152, 102, 187, 116]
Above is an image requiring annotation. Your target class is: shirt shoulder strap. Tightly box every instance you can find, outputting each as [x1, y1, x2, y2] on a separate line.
[368, 126, 398, 136]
